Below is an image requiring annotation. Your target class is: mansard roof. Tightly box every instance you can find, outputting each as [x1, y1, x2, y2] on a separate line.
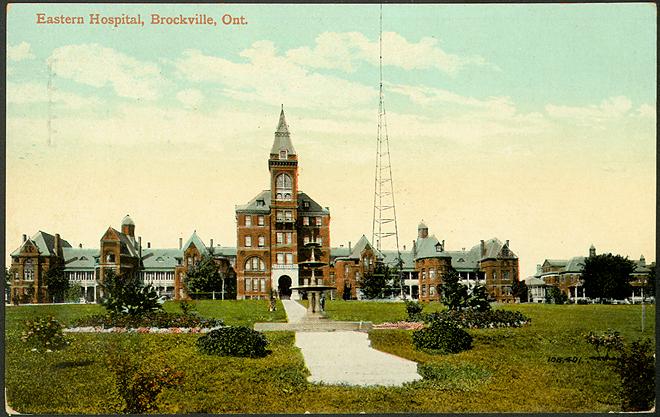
[270, 108, 296, 156]
[478, 238, 518, 260]
[445, 248, 481, 270]
[236, 190, 271, 213]
[10, 231, 72, 257]
[298, 192, 329, 215]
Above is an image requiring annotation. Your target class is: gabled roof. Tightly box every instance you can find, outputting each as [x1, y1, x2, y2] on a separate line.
[236, 190, 271, 213]
[141, 248, 182, 270]
[63, 248, 98, 269]
[182, 231, 210, 257]
[347, 235, 382, 260]
[270, 108, 296, 156]
[543, 259, 568, 268]
[10, 231, 71, 257]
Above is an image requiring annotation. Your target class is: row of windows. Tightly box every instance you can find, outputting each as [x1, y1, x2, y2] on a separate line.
[244, 215, 266, 227]
[244, 236, 266, 247]
[302, 216, 323, 226]
[245, 278, 267, 293]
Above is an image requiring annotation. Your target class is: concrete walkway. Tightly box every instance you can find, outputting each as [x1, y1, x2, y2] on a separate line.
[281, 300, 421, 386]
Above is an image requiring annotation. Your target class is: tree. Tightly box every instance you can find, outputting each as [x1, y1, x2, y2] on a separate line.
[582, 254, 636, 302]
[183, 255, 224, 296]
[43, 263, 69, 303]
[643, 264, 655, 298]
[439, 268, 468, 310]
[466, 284, 491, 312]
[545, 286, 567, 304]
[342, 281, 353, 300]
[100, 269, 161, 315]
[512, 279, 528, 303]
[358, 263, 392, 299]
[223, 268, 237, 299]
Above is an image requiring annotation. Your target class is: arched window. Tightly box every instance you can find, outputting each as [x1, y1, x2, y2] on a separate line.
[245, 256, 265, 272]
[23, 259, 34, 280]
[275, 174, 292, 201]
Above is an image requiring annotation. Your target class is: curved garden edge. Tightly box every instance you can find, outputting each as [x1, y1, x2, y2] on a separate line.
[64, 326, 225, 334]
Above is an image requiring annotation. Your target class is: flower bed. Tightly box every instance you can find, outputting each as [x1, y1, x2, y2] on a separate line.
[64, 326, 223, 334]
[72, 311, 224, 329]
[424, 309, 531, 329]
[372, 321, 426, 330]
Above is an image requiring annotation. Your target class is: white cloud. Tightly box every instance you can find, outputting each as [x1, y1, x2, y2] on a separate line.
[545, 96, 633, 125]
[6, 81, 100, 108]
[175, 42, 377, 109]
[636, 103, 656, 118]
[176, 89, 204, 108]
[7, 41, 35, 61]
[47, 43, 168, 100]
[286, 31, 497, 74]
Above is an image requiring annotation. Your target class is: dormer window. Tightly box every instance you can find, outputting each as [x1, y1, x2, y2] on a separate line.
[279, 150, 287, 159]
[435, 243, 443, 252]
[80, 256, 88, 261]
[458, 258, 465, 263]
[256, 199, 265, 207]
[303, 201, 310, 209]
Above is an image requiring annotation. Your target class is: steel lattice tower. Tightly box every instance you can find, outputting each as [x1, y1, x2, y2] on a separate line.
[371, 4, 401, 259]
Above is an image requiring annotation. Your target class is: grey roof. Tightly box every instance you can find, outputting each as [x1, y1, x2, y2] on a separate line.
[236, 190, 271, 213]
[121, 215, 135, 226]
[414, 234, 447, 260]
[330, 247, 351, 259]
[380, 250, 415, 271]
[418, 221, 428, 230]
[297, 192, 329, 214]
[63, 248, 98, 270]
[142, 248, 181, 270]
[210, 246, 237, 258]
[116, 230, 139, 257]
[270, 108, 296, 156]
[525, 276, 546, 286]
[181, 231, 210, 257]
[445, 248, 481, 271]
[10, 231, 72, 257]
[564, 256, 586, 273]
[348, 235, 382, 260]
[479, 238, 517, 260]
[543, 259, 568, 267]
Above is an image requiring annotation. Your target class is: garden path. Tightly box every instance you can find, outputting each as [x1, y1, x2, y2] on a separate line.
[281, 300, 422, 386]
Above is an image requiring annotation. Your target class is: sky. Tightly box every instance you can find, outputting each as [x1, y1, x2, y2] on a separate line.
[5, 3, 656, 278]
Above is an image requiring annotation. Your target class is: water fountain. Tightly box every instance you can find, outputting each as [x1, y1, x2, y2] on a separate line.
[289, 241, 334, 321]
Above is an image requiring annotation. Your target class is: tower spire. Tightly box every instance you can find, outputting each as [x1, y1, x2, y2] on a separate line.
[270, 105, 296, 156]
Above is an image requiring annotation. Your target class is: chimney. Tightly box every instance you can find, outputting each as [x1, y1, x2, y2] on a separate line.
[138, 236, 142, 249]
[54, 233, 61, 256]
[480, 240, 485, 257]
[79, 243, 82, 248]
[147, 242, 151, 249]
[505, 240, 509, 247]
[210, 238, 214, 248]
[179, 237, 183, 250]
[22, 234, 27, 242]
[403, 244, 406, 251]
[348, 241, 351, 253]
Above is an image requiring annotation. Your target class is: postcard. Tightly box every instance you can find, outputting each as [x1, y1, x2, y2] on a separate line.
[4, 2, 656, 415]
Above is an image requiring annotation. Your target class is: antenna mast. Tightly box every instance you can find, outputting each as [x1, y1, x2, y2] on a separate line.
[371, 3, 402, 267]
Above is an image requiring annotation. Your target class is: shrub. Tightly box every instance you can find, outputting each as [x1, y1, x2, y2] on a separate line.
[424, 309, 530, 329]
[405, 300, 424, 321]
[412, 319, 472, 354]
[584, 329, 625, 358]
[73, 310, 223, 329]
[21, 316, 70, 352]
[100, 269, 162, 316]
[105, 339, 184, 414]
[612, 339, 655, 411]
[196, 326, 268, 357]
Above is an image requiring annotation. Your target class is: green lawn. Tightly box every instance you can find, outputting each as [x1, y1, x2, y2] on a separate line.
[4, 301, 655, 413]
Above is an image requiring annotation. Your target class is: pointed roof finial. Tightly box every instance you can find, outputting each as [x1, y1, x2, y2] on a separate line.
[271, 105, 296, 155]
